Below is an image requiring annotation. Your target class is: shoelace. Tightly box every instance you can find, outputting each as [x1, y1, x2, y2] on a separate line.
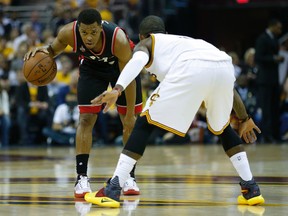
[79, 177, 90, 189]
[125, 179, 137, 187]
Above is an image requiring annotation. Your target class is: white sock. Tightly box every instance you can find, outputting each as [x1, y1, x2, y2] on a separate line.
[230, 152, 253, 181]
[112, 153, 137, 187]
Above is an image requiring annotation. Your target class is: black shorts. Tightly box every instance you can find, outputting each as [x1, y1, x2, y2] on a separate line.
[77, 60, 142, 115]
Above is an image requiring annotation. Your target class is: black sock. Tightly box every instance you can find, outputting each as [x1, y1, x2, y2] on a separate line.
[76, 154, 89, 179]
[130, 164, 136, 179]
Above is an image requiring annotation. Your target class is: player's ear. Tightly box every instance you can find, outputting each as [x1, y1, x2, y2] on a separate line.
[138, 34, 142, 41]
[139, 34, 147, 41]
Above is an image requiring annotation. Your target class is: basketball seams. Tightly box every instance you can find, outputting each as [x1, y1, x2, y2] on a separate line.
[29, 56, 56, 82]
[34, 63, 57, 85]
[24, 54, 50, 79]
[23, 52, 57, 86]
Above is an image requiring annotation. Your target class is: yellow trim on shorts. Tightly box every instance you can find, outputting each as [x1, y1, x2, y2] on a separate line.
[145, 34, 155, 68]
[140, 110, 186, 137]
[207, 120, 230, 135]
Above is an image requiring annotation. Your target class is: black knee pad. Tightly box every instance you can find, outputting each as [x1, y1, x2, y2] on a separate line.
[219, 125, 243, 152]
[124, 116, 154, 156]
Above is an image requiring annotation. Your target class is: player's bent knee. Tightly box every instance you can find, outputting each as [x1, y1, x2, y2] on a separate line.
[219, 125, 243, 152]
[123, 116, 154, 156]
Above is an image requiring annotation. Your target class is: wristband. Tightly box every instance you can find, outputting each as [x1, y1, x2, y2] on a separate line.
[112, 87, 122, 96]
[47, 44, 55, 56]
[238, 115, 250, 123]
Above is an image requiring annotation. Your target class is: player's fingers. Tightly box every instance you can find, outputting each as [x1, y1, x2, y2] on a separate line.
[31, 48, 45, 57]
[91, 96, 103, 104]
[248, 136, 255, 144]
[91, 91, 107, 104]
[103, 105, 109, 113]
[31, 49, 39, 57]
[254, 126, 261, 134]
[239, 129, 244, 138]
[250, 131, 257, 143]
[243, 133, 249, 144]
[103, 102, 112, 113]
[24, 52, 32, 61]
[247, 133, 253, 143]
[42, 48, 49, 54]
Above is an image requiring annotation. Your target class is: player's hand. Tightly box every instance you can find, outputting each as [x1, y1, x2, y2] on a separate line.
[91, 90, 119, 113]
[238, 118, 261, 144]
[24, 46, 49, 61]
[122, 114, 136, 145]
[91, 91, 107, 105]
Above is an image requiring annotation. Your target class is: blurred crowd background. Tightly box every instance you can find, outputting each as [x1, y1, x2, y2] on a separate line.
[0, 0, 288, 147]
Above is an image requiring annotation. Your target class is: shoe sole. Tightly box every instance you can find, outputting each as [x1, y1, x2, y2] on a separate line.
[123, 189, 140, 195]
[74, 191, 90, 199]
[237, 195, 265, 205]
[84, 192, 120, 208]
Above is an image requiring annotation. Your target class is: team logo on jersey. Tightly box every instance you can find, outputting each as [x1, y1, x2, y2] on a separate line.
[149, 93, 160, 107]
[91, 56, 115, 64]
[80, 46, 86, 52]
[149, 88, 160, 106]
[148, 71, 157, 79]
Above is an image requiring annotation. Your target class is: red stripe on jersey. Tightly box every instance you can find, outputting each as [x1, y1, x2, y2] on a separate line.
[129, 39, 135, 50]
[72, 21, 77, 52]
[120, 27, 135, 50]
[112, 28, 135, 54]
[117, 103, 143, 115]
[111, 27, 120, 55]
[79, 105, 102, 114]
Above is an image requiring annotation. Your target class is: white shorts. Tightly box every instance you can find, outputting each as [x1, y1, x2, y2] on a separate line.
[141, 59, 235, 136]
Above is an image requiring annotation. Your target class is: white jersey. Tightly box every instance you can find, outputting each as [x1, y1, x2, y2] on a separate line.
[141, 34, 235, 136]
[145, 34, 231, 82]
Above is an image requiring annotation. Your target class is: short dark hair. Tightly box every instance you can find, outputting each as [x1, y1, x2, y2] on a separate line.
[139, 15, 166, 37]
[77, 9, 102, 25]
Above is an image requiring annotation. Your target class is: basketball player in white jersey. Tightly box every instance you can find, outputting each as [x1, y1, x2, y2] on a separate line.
[85, 15, 265, 207]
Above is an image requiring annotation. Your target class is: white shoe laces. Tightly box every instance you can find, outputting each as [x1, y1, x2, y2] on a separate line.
[78, 176, 90, 189]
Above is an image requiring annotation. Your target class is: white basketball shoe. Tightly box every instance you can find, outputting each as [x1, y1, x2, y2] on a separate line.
[122, 177, 140, 195]
[74, 175, 92, 198]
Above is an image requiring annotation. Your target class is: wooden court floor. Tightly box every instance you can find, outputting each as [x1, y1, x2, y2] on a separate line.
[0, 143, 287, 216]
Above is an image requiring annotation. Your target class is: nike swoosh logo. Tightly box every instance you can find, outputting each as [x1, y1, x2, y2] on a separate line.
[101, 198, 112, 203]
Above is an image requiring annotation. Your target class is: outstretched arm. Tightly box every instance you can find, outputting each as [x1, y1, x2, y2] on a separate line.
[91, 50, 149, 112]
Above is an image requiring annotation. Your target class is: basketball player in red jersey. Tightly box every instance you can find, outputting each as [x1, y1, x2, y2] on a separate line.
[24, 9, 142, 198]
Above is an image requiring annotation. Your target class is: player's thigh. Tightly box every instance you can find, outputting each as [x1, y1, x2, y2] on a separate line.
[113, 74, 143, 106]
[77, 73, 109, 105]
[144, 78, 206, 134]
[205, 69, 234, 133]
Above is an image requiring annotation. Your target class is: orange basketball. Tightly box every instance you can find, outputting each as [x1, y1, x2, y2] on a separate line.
[23, 51, 57, 86]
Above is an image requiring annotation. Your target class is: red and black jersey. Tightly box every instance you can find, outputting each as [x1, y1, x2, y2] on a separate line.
[73, 19, 142, 114]
[72, 20, 122, 73]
